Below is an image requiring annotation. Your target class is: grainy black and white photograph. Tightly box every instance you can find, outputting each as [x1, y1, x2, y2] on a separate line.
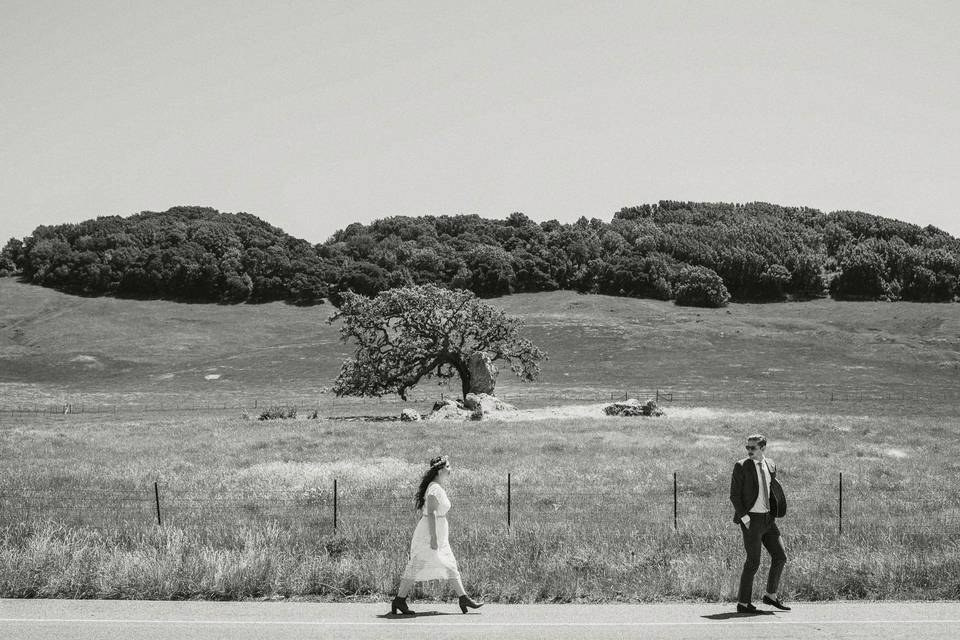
[1, 1, 959, 639]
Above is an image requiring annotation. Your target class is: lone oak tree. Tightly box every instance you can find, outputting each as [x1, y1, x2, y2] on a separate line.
[330, 284, 546, 400]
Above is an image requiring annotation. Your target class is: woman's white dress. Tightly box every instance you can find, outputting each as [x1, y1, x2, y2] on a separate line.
[401, 481, 461, 581]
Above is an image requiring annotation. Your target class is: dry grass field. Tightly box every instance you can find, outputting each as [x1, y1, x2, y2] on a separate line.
[1, 406, 958, 602]
[1, 278, 959, 602]
[2, 278, 959, 411]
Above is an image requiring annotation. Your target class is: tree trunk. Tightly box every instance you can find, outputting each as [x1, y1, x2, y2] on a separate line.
[452, 359, 471, 401]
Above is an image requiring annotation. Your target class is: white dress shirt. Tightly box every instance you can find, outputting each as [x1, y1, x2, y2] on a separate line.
[741, 457, 772, 524]
[748, 458, 771, 513]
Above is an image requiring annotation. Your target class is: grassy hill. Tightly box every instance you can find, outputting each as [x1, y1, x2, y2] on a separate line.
[1, 278, 958, 410]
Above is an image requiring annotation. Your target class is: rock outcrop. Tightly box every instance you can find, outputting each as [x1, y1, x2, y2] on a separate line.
[603, 398, 664, 417]
[467, 351, 498, 394]
[425, 399, 473, 421]
[464, 392, 516, 416]
[400, 408, 422, 422]
[426, 393, 516, 421]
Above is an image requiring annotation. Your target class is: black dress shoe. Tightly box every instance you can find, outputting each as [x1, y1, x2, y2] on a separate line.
[736, 603, 757, 613]
[458, 594, 484, 613]
[389, 596, 415, 615]
[762, 595, 791, 610]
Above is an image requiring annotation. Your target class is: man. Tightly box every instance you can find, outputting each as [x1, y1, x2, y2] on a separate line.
[729, 433, 790, 613]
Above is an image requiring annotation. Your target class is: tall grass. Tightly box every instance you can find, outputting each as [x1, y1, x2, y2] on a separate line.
[1, 409, 959, 601]
[2, 519, 958, 602]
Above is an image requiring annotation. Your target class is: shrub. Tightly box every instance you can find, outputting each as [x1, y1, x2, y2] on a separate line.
[258, 406, 297, 421]
[454, 245, 516, 297]
[830, 243, 894, 300]
[673, 266, 730, 308]
[759, 264, 792, 300]
[785, 251, 827, 299]
[0, 238, 22, 276]
[901, 265, 957, 302]
[589, 253, 675, 300]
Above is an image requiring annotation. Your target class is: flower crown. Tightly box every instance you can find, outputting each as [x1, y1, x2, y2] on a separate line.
[429, 455, 450, 469]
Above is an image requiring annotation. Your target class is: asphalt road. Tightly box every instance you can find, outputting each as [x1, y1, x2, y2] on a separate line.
[2, 599, 959, 640]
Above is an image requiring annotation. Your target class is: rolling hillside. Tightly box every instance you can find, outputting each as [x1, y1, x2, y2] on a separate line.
[1, 279, 958, 408]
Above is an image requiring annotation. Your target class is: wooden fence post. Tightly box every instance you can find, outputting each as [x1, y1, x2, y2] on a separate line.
[507, 473, 512, 528]
[673, 472, 678, 531]
[838, 472, 843, 535]
[154, 482, 162, 526]
[333, 479, 338, 531]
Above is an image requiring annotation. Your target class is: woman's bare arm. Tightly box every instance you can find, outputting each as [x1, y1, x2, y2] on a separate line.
[426, 493, 439, 549]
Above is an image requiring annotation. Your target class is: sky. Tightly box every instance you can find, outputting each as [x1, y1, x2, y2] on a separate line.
[2, 0, 959, 244]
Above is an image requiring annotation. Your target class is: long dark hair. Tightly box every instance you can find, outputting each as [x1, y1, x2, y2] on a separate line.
[414, 455, 448, 511]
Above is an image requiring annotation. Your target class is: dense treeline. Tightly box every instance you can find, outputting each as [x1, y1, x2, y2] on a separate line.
[317, 202, 960, 304]
[0, 207, 332, 304]
[2, 202, 959, 306]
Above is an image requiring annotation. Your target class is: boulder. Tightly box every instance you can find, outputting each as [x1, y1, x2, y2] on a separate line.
[427, 392, 517, 421]
[400, 408, 422, 422]
[604, 398, 664, 417]
[467, 351, 498, 395]
[464, 392, 516, 417]
[425, 398, 473, 421]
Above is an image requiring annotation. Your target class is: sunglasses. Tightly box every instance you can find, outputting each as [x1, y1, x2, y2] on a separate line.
[745, 445, 761, 451]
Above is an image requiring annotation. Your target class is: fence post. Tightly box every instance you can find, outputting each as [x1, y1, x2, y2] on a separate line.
[154, 481, 162, 526]
[838, 472, 843, 535]
[656, 389, 660, 403]
[507, 473, 512, 528]
[333, 479, 338, 531]
[673, 472, 678, 531]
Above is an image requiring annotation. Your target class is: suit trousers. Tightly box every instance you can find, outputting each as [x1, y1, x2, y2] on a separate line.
[737, 511, 787, 603]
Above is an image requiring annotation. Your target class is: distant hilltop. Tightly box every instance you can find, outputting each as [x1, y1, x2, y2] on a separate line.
[2, 202, 959, 306]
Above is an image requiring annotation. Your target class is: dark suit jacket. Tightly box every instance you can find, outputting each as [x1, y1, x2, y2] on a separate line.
[729, 457, 781, 523]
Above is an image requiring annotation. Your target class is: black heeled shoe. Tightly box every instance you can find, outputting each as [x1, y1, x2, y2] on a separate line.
[458, 594, 483, 613]
[390, 596, 415, 615]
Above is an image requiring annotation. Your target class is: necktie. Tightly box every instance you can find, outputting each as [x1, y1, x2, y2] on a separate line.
[758, 460, 769, 509]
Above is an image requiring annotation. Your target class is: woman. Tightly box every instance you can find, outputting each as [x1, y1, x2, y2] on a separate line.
[390, 455, 483, 615]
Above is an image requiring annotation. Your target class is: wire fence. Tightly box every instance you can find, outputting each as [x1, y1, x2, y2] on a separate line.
[3, 473, 959, 538]
[1, 386, 958, 416]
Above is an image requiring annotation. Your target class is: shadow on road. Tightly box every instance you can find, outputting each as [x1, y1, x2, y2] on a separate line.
[377, 610, 462, 619]
[701, 610, 776, 620]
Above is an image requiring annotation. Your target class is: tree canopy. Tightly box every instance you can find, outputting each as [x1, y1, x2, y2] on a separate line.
[3, 201, 959, 306]
[0, 207, 332, 304]
[673, 266, 731, 308]
[315, 202, 960, 304]
[331, 284, 546, 400]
